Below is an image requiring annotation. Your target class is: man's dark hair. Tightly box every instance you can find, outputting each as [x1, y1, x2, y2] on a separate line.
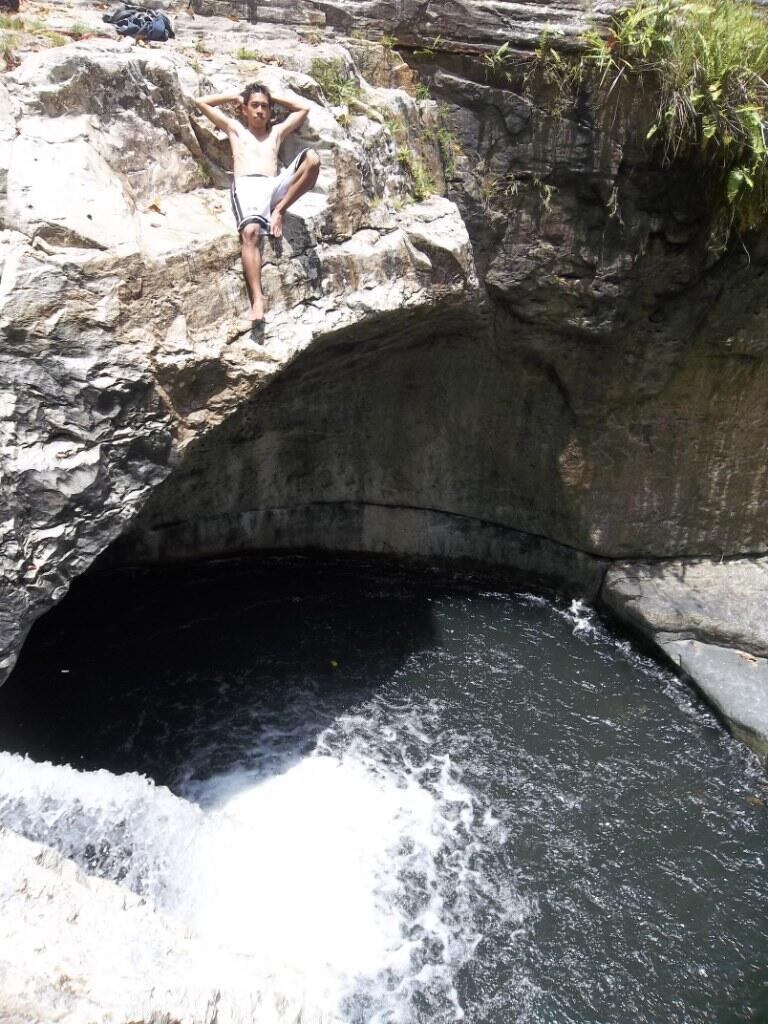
[241, 82, 273, 108]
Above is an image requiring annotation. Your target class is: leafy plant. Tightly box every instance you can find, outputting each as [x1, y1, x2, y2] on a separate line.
[235, 47, 263, 61]
[477, 163, 520, 210]
[0, 33, 17, 68]
[413, 35, 442, 59]
[384, 114, 407, 141]
[529, 27, 583, 96]
[68, 22, 89, 39]
[436, 119, 460, 177]
[414, 82, 430, 101]
[476, 164, 556, 213]
[298, 28, 322, 45]
[197, 160, 213, 185]
[194, 37, 211, 54]
[397, 145, 435, 200]
[309, 56, 360, 106]
[531, 174, 555, 211]
[584, 0, 768, 230]
[0, 14, 23, 30]
[481, 41, 516, 84]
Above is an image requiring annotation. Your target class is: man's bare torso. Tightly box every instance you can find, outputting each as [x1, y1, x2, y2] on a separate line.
[230, 121, 282, 177]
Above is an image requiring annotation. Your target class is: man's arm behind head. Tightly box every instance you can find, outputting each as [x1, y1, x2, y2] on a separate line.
[195, 92, 243, 134]
[269, 90, 311, 140]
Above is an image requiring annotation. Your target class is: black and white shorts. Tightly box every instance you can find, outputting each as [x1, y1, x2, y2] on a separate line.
[230, 150, 308, 234]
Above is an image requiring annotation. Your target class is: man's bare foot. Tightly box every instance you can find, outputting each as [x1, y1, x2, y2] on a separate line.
[250, 294, 264, 322]
[270, 209, 284, 239]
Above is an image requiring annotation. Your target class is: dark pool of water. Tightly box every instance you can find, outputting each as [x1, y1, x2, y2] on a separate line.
[1, 555, 766, 1023]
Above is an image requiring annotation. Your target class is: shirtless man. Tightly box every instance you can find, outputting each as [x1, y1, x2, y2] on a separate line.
[196, 83, 320, 323]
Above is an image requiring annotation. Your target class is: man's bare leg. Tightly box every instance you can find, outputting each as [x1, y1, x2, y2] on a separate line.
[240, 222, 265, 321]
[270, 150, 321, 239]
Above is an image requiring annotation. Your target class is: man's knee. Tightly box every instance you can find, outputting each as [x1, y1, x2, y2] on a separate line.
[305, 149, 320, 171]
[241, 223, 262, 244]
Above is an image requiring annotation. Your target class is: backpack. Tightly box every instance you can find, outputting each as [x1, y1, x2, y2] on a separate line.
[102, 6, 175, 42]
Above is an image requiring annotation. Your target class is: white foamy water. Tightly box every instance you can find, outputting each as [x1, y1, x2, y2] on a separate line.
[0, 706, 500, 1022]
[3, 572, 767, 1024]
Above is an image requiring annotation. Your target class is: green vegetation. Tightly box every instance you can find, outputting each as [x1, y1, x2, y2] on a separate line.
[583, 0, 768, 230]
[384, 114, 407, 141]
[420, 105, 461, 178]
[477, 163, 519, 209]
[414, 82, 430, 102]
[397, 145, 435, 200]
[481, 40, 516, 83]
[435, 116, 460, 178]
[0, 33, 16, 68]
[531, 174, 555, 211]
[0, 15, 107, 60]
[194, 37, 211, 54]
[476, 163, 557, 214]
[309, 56, 360, 106]
[413, 35, 442, 59]
[67, 22, 89, 39]
[235, 46, 263, 61]
[297, 28, 322, 45]
[482, 1, 768, 229]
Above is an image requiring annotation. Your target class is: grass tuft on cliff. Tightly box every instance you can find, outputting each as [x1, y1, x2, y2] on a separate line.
[585, 0, 768, 231]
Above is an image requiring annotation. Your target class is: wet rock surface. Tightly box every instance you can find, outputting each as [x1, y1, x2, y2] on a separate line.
[602, 558, 768, 761]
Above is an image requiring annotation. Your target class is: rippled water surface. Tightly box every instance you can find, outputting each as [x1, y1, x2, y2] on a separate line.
[1, 557, 766, 1022]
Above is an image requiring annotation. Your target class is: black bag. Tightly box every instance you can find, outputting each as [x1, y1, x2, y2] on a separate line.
[102, 6, 175, 41]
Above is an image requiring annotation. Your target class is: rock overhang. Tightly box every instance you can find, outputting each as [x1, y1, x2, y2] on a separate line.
[0, 32, 480, 684]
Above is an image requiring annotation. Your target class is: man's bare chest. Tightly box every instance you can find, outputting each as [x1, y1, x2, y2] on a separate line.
[233, 125, 279, 158]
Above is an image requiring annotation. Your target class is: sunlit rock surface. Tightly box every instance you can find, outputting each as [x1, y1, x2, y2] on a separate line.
[0, 18, 478, 683]
[0, 824, 330, 1023]
[112, 0, 768, 573]
[1, 0, 768, 1016]
[3, 0, 768, 753]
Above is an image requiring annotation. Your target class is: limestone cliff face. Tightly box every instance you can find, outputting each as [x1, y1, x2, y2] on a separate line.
[117, 0, 768, 570]
[0, 16, 477, 682]
[3, 0, 768, 691]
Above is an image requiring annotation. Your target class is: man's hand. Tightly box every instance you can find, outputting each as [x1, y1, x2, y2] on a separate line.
[195, 92, 242, 133]
[199, 91, 243, 108]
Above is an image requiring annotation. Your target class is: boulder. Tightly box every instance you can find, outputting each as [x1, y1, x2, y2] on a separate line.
[601, 558, 768, 762]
